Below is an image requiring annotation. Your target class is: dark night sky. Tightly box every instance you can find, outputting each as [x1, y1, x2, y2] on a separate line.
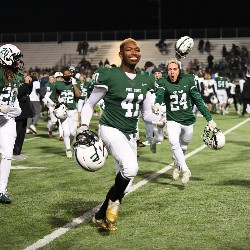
[0, 0, 249, 33]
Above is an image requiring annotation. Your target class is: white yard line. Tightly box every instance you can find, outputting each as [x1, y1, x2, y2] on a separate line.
[23, 118, 250, 250]
[11, 166, 47, 170]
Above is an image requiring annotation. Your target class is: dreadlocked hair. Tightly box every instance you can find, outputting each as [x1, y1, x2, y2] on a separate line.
[3, 68, 17, 87]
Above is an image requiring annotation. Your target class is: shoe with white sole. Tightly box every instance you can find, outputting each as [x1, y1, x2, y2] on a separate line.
[29, 124, 37, 134]
[182, 169, 191, 185]
[172, 161, 181, 181]
[12, 154, 26, 161]
[142, 140, 150, 146]
[66, 150, 72, 159]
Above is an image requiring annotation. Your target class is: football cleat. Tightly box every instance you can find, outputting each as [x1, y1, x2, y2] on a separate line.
[92, 215, 117, 231]
[0, 193, 11, 204]
[29, 125, 37, 134]
[106, 199, 120, 223]
[48, 131, 52, 138]
[173, 166, 181, 181]
[182, 169, 191, 185]
[137, 140, 146, 148]
[172, 161, 181, 181]
[66, 150, 72, 159]
[142, 140, 150, 146]
[12, 154, 26, 161]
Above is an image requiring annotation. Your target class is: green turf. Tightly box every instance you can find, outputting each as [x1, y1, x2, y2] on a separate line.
[1, 108, 250, 250]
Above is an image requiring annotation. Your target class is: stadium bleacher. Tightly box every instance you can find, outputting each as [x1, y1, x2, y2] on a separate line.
[1, 38, 249, 71]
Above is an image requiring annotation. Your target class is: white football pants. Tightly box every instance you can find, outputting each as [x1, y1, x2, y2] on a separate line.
[0, 119, 16, 193]
[167, 120, 193, 172]
[99, 125, 137, 194]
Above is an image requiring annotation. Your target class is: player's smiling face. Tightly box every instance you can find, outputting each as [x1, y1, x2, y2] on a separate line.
[167, 62, 179, 82]
[122, 41, 141, 65]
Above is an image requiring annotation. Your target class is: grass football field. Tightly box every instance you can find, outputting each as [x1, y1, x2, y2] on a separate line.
[1, 107, 250, 250]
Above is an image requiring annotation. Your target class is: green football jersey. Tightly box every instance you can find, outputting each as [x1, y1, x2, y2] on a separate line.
[55, 81, 78, 110]
[93, 67, 156, 135]
[45, 81, 56, 102]
[77, 79, 93, 100]
[214, 76, 228, 90]
[156, 74, 212, 125]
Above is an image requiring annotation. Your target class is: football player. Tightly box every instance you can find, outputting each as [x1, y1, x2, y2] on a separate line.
[155, 57, 217, 185]
[43, 73, 63, 140]
[75, 74, 93, 125]
[78, 38, 165, 231]
[0, 44, 32, 204]
[47, 69, 81, 158]
[213, 72, 229, 115]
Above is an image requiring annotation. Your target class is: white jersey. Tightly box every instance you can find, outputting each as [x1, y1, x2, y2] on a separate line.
[203, 79, 215, 97]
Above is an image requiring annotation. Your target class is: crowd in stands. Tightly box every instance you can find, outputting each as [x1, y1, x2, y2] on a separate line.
[20, 40, 250, 140]
[187, 41, 250, 80]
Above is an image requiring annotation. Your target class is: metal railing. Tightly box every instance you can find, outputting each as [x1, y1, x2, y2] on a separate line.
[1, 27, 250, 43]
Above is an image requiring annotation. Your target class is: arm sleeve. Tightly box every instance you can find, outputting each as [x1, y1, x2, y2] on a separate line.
[142, 91, 162, 123]
[44, 91, 54, 106]
[7, 98, 22, 118]
[81, 87, 106, 126]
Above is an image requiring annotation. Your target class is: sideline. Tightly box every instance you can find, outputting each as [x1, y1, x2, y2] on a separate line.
[23, 118, 250, 250]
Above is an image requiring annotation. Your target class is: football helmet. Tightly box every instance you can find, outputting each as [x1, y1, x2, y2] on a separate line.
[54, 71, 63, 78]
[210, 95, 218, 104]
[202, 125, 225, 150]
[53, 103, 68, 119]
[175, 36, 194, 58]
[73, 130, 108, 172]
[69, 65, 76, 74]
[0, 44, 24, 71]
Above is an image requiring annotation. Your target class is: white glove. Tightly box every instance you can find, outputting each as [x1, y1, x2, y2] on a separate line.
[58, 97, 66, 103]
[77, 125, 89, 134]
[208, 120, 217, 131]
[72, 78, 77, 85]
[152, 103, 161, 114]
[152, 117, 166, 128]
[0, 104, 10, 114]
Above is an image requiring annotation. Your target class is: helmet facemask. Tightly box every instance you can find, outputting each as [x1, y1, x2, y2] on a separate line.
[0, 44, 24, 71]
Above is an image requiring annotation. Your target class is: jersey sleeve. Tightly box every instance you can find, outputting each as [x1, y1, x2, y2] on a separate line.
[92, 67, 110, 90]
[188, 75, 213, 122]
[155, 77, 166, 104]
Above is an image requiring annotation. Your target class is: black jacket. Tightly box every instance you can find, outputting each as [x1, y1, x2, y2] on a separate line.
[241, 77, 250, 101]
[16, 82, 34, 120]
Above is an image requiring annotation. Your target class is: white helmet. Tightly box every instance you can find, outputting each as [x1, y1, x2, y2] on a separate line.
[53, 103, 68, 119]
[175, 36, 194, 58]
[54, 71, 63, 78]
[73, 130, 108, 172]
[0, 44, 24, 71]
[202, 125, 225, 150]
[210, 95, 218, 104]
